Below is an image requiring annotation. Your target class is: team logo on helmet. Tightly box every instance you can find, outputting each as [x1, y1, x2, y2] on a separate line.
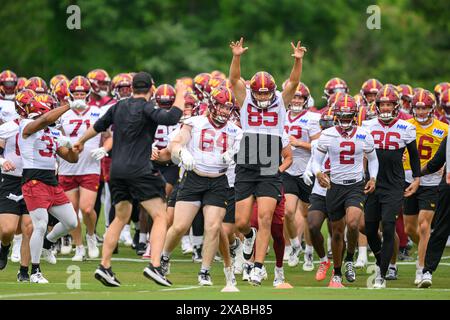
[250, 71, 277, 109]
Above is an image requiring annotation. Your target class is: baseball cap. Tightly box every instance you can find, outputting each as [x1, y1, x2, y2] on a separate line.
[132, 72, 154, 89]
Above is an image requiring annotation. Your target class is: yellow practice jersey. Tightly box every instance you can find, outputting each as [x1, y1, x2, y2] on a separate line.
[404, 118, 448, 186]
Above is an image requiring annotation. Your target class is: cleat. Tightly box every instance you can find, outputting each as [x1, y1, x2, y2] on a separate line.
[0, 245, 10, 270]
[373, 276, 386, 289]
[17, 271, 30, 282]
[198, 270, 213, 286]
[30, 272, 49, 284]
[143, 264, 172, 287]
[231, 239, 245, 275]
[60, 235, 72, 255]
[398, 247, 414, 261]
[344, 261, 356, 282]
[224, 266, 237, 288]
[414, 269, 423, 285]
[315, 260, 331, 281]
[418, 271, 432, 288]
[181, 236, 193, 254]
[161, 256, 170, 276]
[385, 267, 398, 280]
[71, 246, 86, 262]
[86, 234, 99, 259]
[136, 242, 147, 256]
[328, 275, 345, 288]
[243, 228, 257, 260]
[283, 246, 291, 261]
[288, 246, 301, 267]
[242, 262, 253, 281]
[95, 233, 104, 244]
[192, 245, 203, 263]
[273, 266, 285, 287]
[94, 265, 121, 287]
[354, 258, 367, 269]
[41, 248, 57, 264]
[249, 266, 266, 286]
[119, 225, 133, 247]
[303, 252, 314, 272]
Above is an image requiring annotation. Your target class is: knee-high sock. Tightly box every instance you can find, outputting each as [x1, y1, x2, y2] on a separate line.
[30, 208, 49, 264]
[271, 223, 285, 268]
[365, 220, 382, 266]
[47, 204, 78, 242]
[380, 221, 396, 277]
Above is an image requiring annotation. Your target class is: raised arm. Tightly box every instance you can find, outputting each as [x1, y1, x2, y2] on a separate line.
[282, 41, 307, 106]
[229, 37, 248, 108]
[22, 102, 70, 139]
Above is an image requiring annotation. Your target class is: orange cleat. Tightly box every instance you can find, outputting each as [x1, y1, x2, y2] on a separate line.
[328, 275, 345, 288]
[315, 260, 331, 281]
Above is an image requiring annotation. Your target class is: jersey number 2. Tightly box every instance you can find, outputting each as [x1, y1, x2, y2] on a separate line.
[339, 141, 355, 164]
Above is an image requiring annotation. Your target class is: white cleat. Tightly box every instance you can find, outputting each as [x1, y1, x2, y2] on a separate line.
[30, 272, 49, 284]
[198, 271, 213, 286]
[41, 248, 57, 265]
[354, 258, 367, 269]
[242, 262, 253, 281]
[273, 266, 285, 287]
[60, 236, 72, 255]
[223, 266, 238, 288]
[120, 225, 133, 247]
[283, 246, 291, 261]
[71, 246, 86, 262]
[303, 252, 314, 272]
[249, 266, 266, 286]
[418, 271, 432, 288]
[86, 234, 100, 259]
[373, 276, 386, 289]
[414, 269, 423, 285]
[10, 235, 22, 263]
[181, 236, 193, 254]
[288, 246, 301, 267]
[243, 228, 257, 260]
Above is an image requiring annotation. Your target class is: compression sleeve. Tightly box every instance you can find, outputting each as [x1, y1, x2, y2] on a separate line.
[406, 140, 421, 178]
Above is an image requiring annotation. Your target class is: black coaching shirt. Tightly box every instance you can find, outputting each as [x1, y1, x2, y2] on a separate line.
[93, 97, 182, 179]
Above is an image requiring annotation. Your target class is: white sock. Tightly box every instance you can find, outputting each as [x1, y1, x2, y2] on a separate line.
[139, 233, 147, 244]
[327, 236, 332, 251]
[30, 208, 49, 264]
[290, 238, 300, 248]
[305, 245, 314, 255]
[192, 235, 203, 247]
[357, 246, 367, 261]
[162, 250, 171, 258]
[389, 263, 397, 269]
[320, 256, 328, 263]
[14, 234, 22, 243]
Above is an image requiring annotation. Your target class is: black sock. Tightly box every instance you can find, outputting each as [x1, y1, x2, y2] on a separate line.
[244, 229, 254, 239]
[0, 243, 11, 254]
[334, 267, 342, 276]
[20, 265, 29, 275]
[254, 262, 263, 269]
[345, 252, 354, 262]
[43, 237, 53, 250]
[31, 264, 40, 274]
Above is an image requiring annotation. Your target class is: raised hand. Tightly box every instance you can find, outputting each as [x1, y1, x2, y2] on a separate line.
[230, 37, 248, 56]
[291, 41, 307, 59]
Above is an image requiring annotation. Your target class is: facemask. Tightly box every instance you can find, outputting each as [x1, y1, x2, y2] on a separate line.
[98, 90, 108, 98]
[71, 99, 87, 110]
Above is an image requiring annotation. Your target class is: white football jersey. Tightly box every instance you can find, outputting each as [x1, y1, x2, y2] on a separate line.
[317, 126, 374, 184]
[154, 124, 179, 150]
[184, 116, 242, 174]
[0, 100, 18, 123]
[240, 89, 286, 137]
[284, 110, 321, 176]
[18, 119, 59, 170]
[58, 106, 104, 175]
[0, 119, 22, 177]
[310, 140, 330, 197]
[361, 118, 416, 151]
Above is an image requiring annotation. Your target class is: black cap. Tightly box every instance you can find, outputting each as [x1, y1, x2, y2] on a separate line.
[132, 72, 154, 89]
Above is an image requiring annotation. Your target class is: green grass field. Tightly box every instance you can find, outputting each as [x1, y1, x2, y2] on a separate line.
[1, 211, 450, 300]
[1, 241, 449, 300]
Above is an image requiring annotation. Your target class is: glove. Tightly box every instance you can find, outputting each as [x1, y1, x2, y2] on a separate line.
[221, 150, 235, 165]
[302, 170, 314, 186]
[90, 147, 108, 161]
[179, 148, 195, 171]
[69, 99, 88, 111]
[7, 193, 23, 202]
[56, 136, 73, 149]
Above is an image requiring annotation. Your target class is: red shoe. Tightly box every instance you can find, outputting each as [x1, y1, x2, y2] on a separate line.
[315, 260, 331, 281]
[328, 275, 345, 288]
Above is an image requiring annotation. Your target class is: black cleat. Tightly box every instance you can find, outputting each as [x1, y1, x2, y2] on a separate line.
[17, 271, 30, 282]
[94, 265, 121, 287]
[0, 245, 10, 270]
[136, 242, 147, 256]
[143, 264, 172, 287]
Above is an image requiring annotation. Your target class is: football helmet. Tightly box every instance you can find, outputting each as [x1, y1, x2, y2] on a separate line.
[375, 85, 401, 123]
[28, 94, 57, 118]
[360, 78, 382, 104]
[411, 89, 435, 124]
[332, 94, 357, 131]
[15, 89, 36, 118]
[0, 70, 18, 100]
[25, 76, 48, 94]
[50, 74, 69, 91]
[209, 86, 235, 125]
[440, 89, 450, 120]
[111, 73, 133, 100]
[86, 69, 111, 97]
[324, 77, 348, 100]
[16, 77, 27, 92]
[289, 82, 310, 113]
[155, 84, 176, 108]
[397, 84, 414, 114]
[319, 107, 335, 130]
[52, 79, 70, 103]
[250, 71, 277, 109]
[193, 73, 212, 101]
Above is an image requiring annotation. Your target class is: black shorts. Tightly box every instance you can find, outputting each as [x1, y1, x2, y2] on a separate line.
[404, 185, 439, 215]
[234, 165, 282, 202]
[365, 187, 403, 223]
[167, 182, 179, 208]
[0, 175, 28, 216]
[110, 172, 166, 205]
[223, 187, 235, 223]
[282, 172, 313, 203]
[176, 171, 228, 208]
[154, 163, 179, 186]
[326, 181, 365, 222]
[308, 193, 328, 217]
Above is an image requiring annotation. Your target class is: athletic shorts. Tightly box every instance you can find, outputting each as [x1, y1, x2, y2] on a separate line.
[176, 171, 228, 208]
[110, 172, 166, 205]
[0, 175, 28, 216]
[22, 180, 70, 212]
[223, 187, 236, 224]
[250, 193, 286, 227]
[58, 174, 100, 193]
[326, 181, 365, 222]
[154, 163, 179, 186]
[365, 187, 403, 223]
[234, 165, 282, 202]
[282, 172, 313, 203]
[308, 193, 328, 217]
[167, 182, 179, 208]
[404, 185, 439, 215]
